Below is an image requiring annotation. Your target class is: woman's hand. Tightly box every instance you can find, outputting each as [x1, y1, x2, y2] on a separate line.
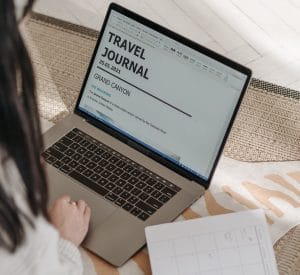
[48, 195, 91, 246]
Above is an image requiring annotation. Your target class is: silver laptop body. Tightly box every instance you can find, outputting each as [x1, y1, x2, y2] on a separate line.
[43, 3, 251, 266]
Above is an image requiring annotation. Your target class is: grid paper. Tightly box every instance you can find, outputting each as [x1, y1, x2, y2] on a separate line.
[145, 210, 279, 275]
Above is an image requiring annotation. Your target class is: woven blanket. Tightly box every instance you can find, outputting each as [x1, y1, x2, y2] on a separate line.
[24, 13, 300, 275]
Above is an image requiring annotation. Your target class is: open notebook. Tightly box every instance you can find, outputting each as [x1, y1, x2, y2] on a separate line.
[145, 209, 278, 275]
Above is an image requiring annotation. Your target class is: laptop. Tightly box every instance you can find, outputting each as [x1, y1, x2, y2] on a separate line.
[42, 3, 252, 266]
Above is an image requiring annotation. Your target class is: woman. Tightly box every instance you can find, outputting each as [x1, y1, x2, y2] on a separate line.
[0, 1, 91, 274]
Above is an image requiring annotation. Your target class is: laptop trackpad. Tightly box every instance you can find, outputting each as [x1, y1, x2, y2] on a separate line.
[46, 165, 116, 227]
[84, 210, 144, 266]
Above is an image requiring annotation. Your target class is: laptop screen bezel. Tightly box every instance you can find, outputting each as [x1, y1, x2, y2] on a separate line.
[74, 2, 252, 189]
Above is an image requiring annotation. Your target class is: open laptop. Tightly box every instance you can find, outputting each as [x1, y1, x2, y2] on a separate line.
[42, 3, 252, 266]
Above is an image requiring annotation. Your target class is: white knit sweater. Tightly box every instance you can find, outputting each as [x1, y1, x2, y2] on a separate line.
[0, 158, 83, 275]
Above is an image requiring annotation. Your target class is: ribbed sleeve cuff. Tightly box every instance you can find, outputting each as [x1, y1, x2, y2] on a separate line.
[58, 238, 82, 266]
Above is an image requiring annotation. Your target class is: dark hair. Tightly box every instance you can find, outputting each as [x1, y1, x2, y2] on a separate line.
[0, 0, 48, 252]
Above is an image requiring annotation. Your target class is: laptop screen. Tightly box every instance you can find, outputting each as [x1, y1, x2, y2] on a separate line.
[77, 8, 250, 183]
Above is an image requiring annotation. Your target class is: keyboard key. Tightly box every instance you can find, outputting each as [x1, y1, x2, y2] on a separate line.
[105, 193, 118, 202]
[83, 169, 93, 177]
[114, 168, 123, 176]
[138, 192, 149, 201]
[154, 182, 164, 190]
[128, 196, 138, 205]
[43, 151, 50, 159]
[115, 179, 126, 187]
[95, 148, 104, 155]
[87, 143, 97, 151]
[53, 160, 63, 169]
[61, 156, 72, 164]
[91, 155, 101, 163]
[164, 181, 181, 192]
[79, 139, 90, 147]
[65, 149, 75, 157]
[77, 165, 86, 173]
[161, 186, 177, 198]
[158, 194, 171, 203]
[60, 137, 72, 146]
[106, 164, 116, 171]
[53, 142, 68, 152]
[131, 169, 141, 177]
[73, 136, 83, 143]
[139, 173, 149, 181]
[136, 201, 155, 215]
[105, 183, 116, 190]
[87, 162, 97, 169]
[109, 156, 119, 164]
[59, 165, 72, 174]
[69, 161, 78, 168]
[79, 157, 89, 165]
[70, 143, 80, 150]
[41, 152, 50, 159]
[128, 177, 139, 184]
[45, 156, 55, 163]
[48, 148, 64, 160]
[146, 197, 163, 209]
[116, 160, 126, 168]
[72, 128, 80, 134]
[94, 166, 103, 174]
[130, 208, 142, 217]
[98, 178, 108, 186]
[108, 174, 118, 182]
[136, 181, 146, 189]
[102, 152, 111, 159]
[84, 150, 93, 158]
[66, 131, 76, 139]
[143, 186, 154, 194]
[132, 188, 142, 196]
[115, 198, 126, 207]
[73, 153, 82, 161]
[120, 191, 131, 200]
[120, 173, 130, 180]
[138, 212, 149, 221]
[124, 183, 133, 192]
[77, 147, 86, 154]
[91, 173, 100, 182]
[101, 170, 111, 178]
[69, 171, 109, 196]
[124, 165, 134, 173]
[122, 203, 134, 212]
[146, 178, 157, 186]
[152, 190, 162, 199]
[112, 186, 123, 195]
[99, 159, 108, 167]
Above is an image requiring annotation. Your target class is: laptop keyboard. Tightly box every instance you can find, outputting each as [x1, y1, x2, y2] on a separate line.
[42, 128, 181, 221]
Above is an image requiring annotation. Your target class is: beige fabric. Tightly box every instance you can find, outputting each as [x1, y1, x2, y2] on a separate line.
[20, 12, 300, 275]
[225, 86, 300, 162]
[21, 13, 98, 123]
[274, 226, 300, 274]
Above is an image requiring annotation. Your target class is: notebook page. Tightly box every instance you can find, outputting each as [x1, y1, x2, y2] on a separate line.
[145, 209, 279, 275]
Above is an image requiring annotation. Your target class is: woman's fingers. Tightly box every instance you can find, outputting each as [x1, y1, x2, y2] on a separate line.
[59, 195, 72, 204]
[84, 206, 91, 223]
[84, 205, 91, 215]
[77, 199, 87, 212]
[50, 196, 89, 215]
